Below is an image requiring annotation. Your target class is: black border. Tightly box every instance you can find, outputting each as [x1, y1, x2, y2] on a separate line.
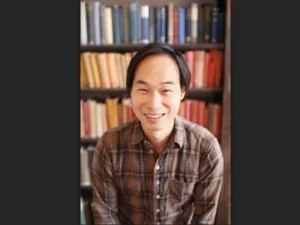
[3, 0, 297, 224]
[0, 0, 79, 224]
[232, 0, 299, 224]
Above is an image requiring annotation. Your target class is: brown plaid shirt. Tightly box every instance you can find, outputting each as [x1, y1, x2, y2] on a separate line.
[91, 116, 224, 225]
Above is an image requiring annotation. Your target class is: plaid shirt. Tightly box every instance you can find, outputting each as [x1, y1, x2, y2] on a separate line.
[91, 116, 224, 225]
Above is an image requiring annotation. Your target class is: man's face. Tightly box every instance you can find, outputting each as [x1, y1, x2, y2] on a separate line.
[130, 54, 186, 133]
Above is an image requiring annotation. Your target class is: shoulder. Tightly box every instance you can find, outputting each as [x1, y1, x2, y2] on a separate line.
[96, 119, 138, 149]
[178, 116, 222, 154]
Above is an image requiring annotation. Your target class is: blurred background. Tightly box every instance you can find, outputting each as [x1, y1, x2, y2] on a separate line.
[80, 0, 231, 224]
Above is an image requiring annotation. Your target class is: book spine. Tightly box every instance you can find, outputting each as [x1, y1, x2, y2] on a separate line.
[129, 2, 138, 44]
[178, 7, 185, 44]
[211, 6, 219, 43]
[92, 2, 101, 45]
[112, 5, 121, 44]
[141, 5, 150, 44]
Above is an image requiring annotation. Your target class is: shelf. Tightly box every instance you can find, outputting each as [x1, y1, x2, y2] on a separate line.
[81, 185, 92, 201]
[81, 88, 129, 98]
[81, 43, 224, 53]
[81, 137, 99, 145]
[81, 87, 223, 103]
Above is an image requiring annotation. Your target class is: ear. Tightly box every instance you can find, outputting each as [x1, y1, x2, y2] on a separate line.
[181, 87, 186, 100]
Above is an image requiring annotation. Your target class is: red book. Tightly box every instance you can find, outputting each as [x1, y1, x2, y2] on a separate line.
[82, 100, 90, 137]
[184, 51, 194, 87]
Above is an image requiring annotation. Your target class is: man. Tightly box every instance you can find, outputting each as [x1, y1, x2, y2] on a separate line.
[91, 43, 224, 225]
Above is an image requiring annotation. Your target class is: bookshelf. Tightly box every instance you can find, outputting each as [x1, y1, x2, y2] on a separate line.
[80, 0, 231, 224]
[81, 43, 224, 52]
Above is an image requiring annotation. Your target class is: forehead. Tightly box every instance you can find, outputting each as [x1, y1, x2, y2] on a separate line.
[134, 54, 180, 84]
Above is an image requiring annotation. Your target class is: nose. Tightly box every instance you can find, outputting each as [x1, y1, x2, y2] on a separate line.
[146, 92, 162, 110]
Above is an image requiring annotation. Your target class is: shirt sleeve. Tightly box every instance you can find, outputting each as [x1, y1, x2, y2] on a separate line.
[190, 137, 224, 225]
[90, 137, 120, 225]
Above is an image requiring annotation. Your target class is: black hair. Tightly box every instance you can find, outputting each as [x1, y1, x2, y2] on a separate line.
[126, 43, 191, 93]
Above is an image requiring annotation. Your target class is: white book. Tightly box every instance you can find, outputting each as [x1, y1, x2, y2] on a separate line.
[80, 149, 91, 186]
[167, 3, 174, 44]
[191, 3, 198, 43]
[104, 7, 114, 44]
[80, 2, 88, 45]
[92, 2, 101, 45]
[95, 102, 103, 138]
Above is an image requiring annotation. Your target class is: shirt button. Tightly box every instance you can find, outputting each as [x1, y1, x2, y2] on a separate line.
[156, 165, 160, 170]
[156, 209, 160, 213]
[156, 195, 160, 199]
[157, 222, 160, 225]
[156, 181, 160, 185]
[149, 150, 153, 154]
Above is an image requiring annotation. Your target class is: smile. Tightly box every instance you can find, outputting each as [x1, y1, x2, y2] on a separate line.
[144, 113, 165, 119]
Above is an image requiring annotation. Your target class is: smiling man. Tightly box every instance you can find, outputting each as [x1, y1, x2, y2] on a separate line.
[91, 43, 224, 225]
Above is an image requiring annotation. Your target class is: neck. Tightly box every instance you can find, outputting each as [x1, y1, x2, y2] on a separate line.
[142, 121, 174, 153]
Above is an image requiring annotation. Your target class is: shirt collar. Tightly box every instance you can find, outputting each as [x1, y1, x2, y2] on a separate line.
[130, 115, 185, 148]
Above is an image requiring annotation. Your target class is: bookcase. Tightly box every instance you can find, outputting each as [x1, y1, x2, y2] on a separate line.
[80, 0, 231, 224]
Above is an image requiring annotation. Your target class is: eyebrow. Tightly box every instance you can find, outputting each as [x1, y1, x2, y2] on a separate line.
[135, 80, 175, 85]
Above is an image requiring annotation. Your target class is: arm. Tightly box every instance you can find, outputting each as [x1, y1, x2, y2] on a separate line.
[90, 138, 120, 225]
[190, 138, 224, 225]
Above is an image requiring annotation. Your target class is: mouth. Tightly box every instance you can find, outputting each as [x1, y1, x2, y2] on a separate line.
[144, 113, 166, 121]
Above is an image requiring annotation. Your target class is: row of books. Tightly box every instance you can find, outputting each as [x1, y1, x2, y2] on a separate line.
[80, 1, 225, 46]
[80, 51, 135, 89]
[80, 195, 94, 225]
[80, 98, 222, 140]
[81, 145, 95, 187]
[80, 50, 224, 89]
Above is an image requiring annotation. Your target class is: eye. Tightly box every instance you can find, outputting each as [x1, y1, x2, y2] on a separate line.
[162, 89, 172, 93]
[137, 89, 148, 92]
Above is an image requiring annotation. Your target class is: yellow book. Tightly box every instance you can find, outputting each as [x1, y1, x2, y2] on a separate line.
[106, 98, 119, 129]
[89, 53, 101, 88]
[96, 53, 110, 88]
[82, 52, 95, 88]
[115, 53, 123, 88]
[80, 55, 88, 88]
[107, 53, 119, 88]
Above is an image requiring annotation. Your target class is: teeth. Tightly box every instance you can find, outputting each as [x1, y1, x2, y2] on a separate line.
[145, 114, 164, 119]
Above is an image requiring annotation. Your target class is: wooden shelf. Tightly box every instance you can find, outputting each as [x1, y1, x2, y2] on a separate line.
[81, 137, 99, 145]
[81, 87, 223, 103]
[81, 43, 224, 53]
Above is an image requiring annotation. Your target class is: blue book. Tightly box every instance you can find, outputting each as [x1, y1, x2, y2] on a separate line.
[129, 2, 138, 44]
[112, 5, 121, 44]
[210, 6, 219, 43]
[119, 6, 125, 44]
[137, 2, 141, 43]
[92, 2, 101, 45]
[80, 198, 86, 225]
[149, 6, 155, 43]
[218, 12, 225, 43]
[99, 4, 106, 44]
[185, 7, 191, 43]
[178, 7, 185, 44]
[160, 6, 166, 43]
[155, 7, 161, 43]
